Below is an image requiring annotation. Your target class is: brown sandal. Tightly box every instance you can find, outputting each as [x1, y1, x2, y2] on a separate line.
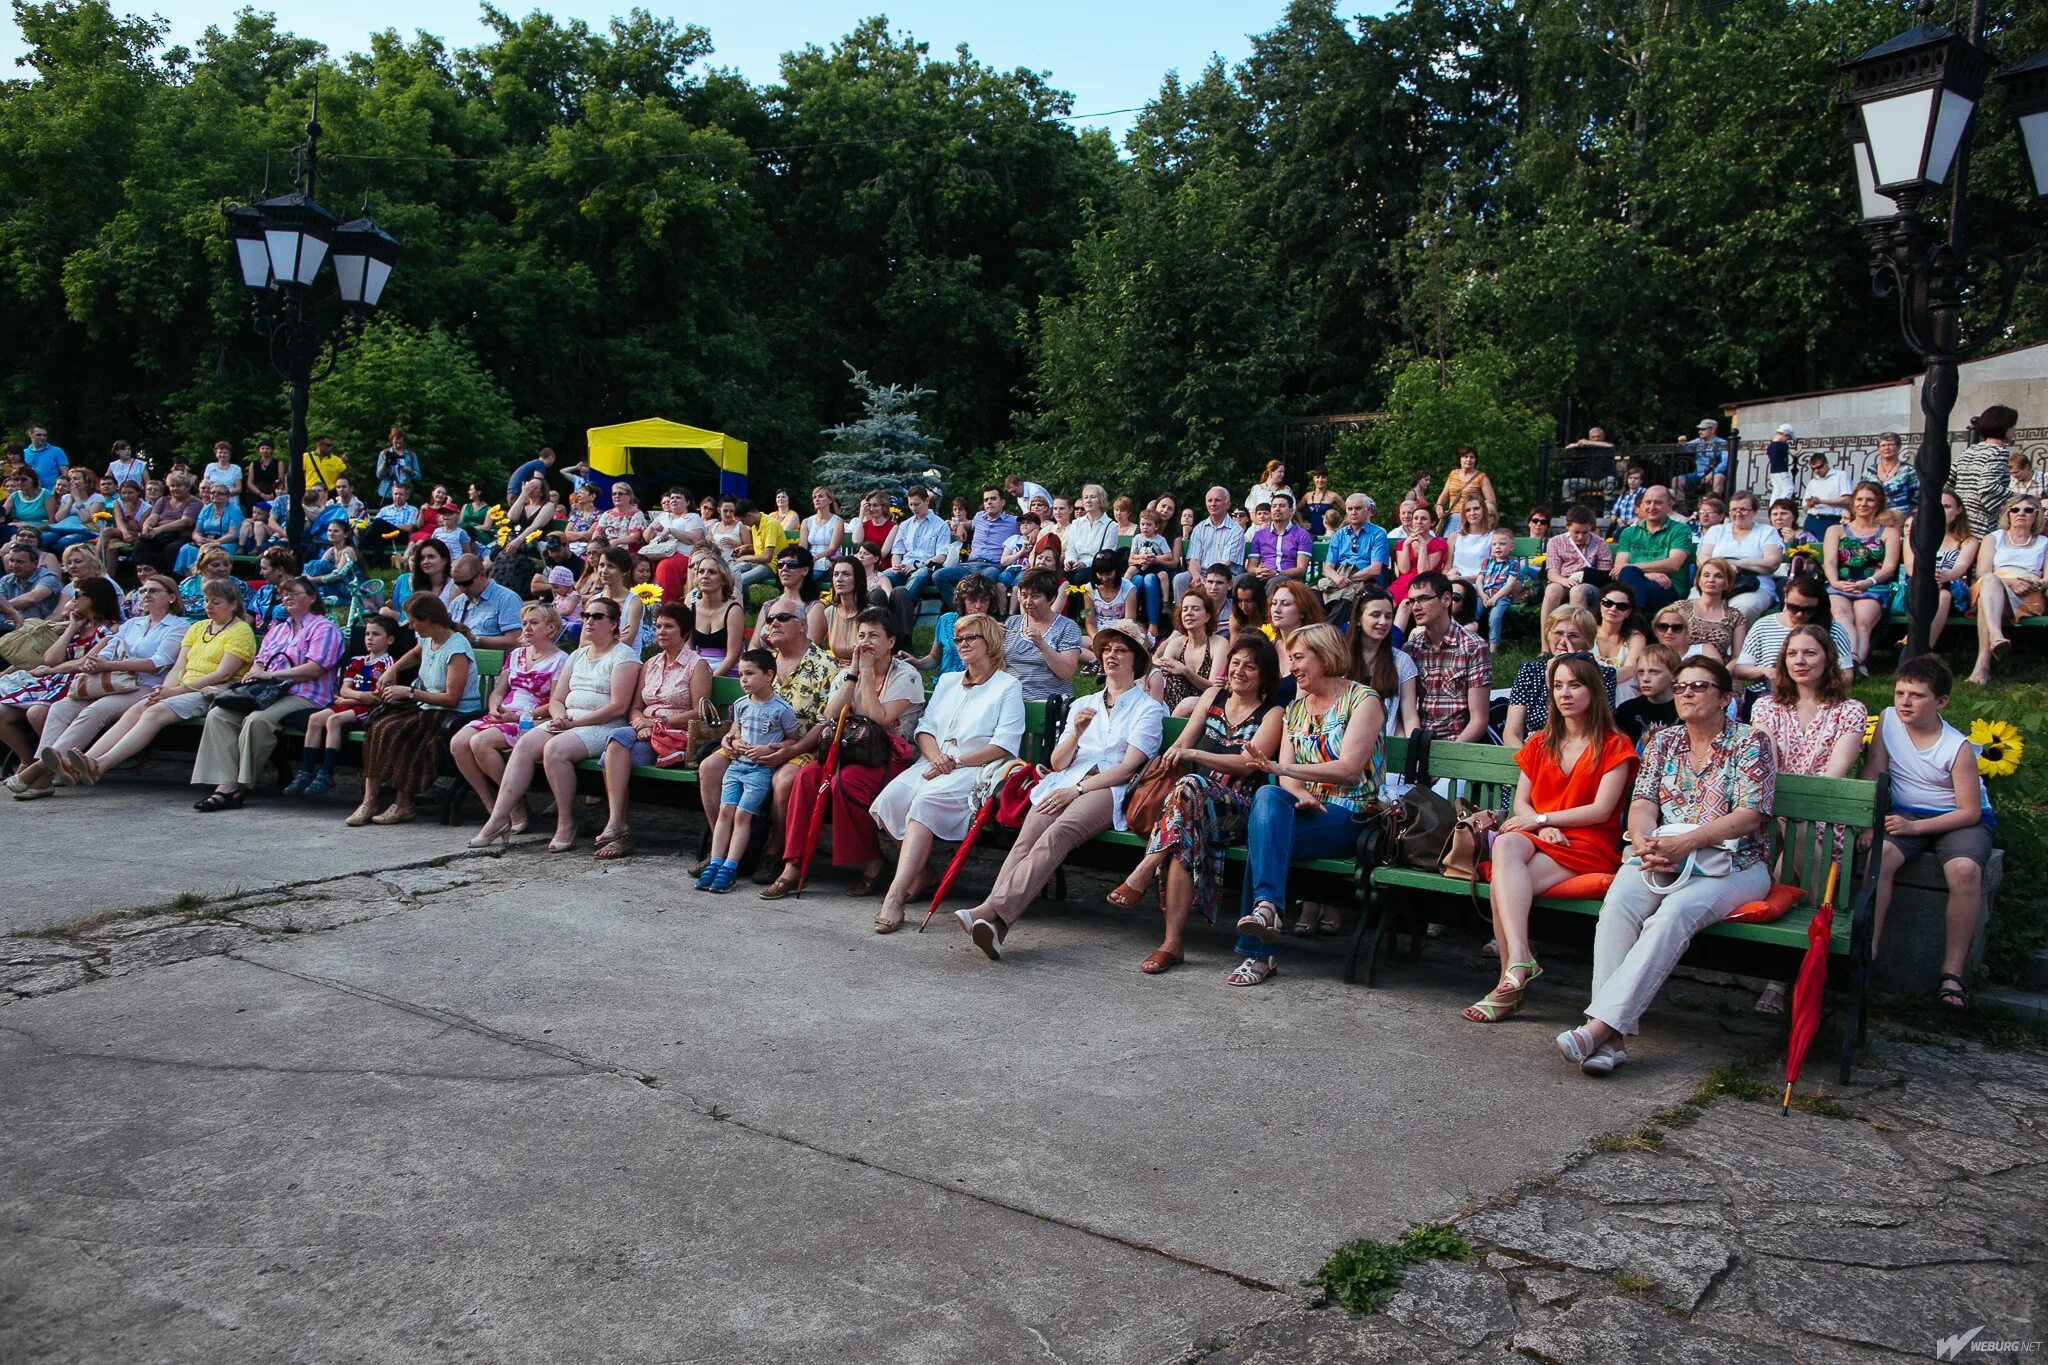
[1106, 882, 1146, 909]
[593, 835, 632, 860]
[1139, 948, 1183, 975]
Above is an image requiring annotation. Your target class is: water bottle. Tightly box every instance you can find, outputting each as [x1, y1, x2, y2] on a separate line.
[517, 712, 534, 735]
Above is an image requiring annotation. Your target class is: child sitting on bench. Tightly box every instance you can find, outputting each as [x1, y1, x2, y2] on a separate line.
[696, 648, 802, 893]
[1861, 654, 1992, 1013]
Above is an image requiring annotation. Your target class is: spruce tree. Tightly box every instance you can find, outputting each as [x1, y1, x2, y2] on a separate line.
[816, 362, 946, 503]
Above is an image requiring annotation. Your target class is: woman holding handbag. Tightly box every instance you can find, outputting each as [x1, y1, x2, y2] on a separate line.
[588, 603, 712, 860]
[350, 593, 481, 828]
[1104, 634, 1282, 975]
[1558, 656, 1774, 1075]
[7, 575, 183, 800]
[187, 576, 344, 811]
[0, 580, 119, 766]
[1463, 654, 1636, 1023]
[953, 623, 1166, 957]
[761, 607, 927, 902]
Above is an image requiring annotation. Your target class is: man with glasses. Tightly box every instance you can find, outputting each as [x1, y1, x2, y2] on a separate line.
[1612, 485, 1692, 614]
[932, 487, 1015, 610]
[1732, 578, 1854, 692]
[1403, 571, 1491, 741]
[442, 554, 525, 649]
[884, 483, 958, 637]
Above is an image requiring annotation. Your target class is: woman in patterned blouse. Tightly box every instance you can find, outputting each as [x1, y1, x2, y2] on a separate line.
[1558, 656, 1774, 1076]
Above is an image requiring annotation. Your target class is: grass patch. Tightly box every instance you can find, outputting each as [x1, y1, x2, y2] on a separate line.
[1312, 1223, 1473, 1316]
[1589, 1127, 1665, 1154]
[1611, 1269, 1656, 1295]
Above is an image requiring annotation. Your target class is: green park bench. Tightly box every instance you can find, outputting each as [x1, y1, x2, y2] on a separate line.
[1349, 735, 1886, 1085]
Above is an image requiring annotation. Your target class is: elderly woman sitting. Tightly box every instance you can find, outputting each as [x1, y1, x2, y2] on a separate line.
[188, 575, 344, 811]
[590, 602, 712, 860]
[1557, 656, 1774, 1076]
[954, 624, 1166, 957]
[868, 613, 1025, 929]
[0, 579, 120, 767]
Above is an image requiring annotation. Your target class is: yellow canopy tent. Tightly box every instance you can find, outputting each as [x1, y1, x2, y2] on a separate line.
[584, 418, 748, 507]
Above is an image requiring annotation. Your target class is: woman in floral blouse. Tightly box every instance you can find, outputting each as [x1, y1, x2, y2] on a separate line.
[1558, 656, 1774, 1076]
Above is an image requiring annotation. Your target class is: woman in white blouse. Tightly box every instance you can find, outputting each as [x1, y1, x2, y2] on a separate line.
[800, 485, 845, 575]
[954, 623, 1166, 960]
[869, 613, 1025, 929]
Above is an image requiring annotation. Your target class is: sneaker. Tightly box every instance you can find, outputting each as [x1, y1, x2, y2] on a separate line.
[695, 861, 722, 891]
[281, 773, 312, 795]
[304, 772, 334, 796]
[707, 863, 739, 894]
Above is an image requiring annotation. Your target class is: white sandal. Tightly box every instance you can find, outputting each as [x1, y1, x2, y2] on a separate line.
[1225, 957, 1277, 987]
[1235, 900, 1283, 943]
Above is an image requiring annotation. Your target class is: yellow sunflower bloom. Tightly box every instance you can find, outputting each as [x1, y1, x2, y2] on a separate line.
[629, 583, 662, 607]
[1863, 714, 1878, 748]
[1969, 718, 2023, 779]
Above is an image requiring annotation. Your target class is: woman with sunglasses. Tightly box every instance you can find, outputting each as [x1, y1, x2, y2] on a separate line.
[1592, 589, 1646, 693]
[1559, 656, 1774, 1076]
[1501, 607, 1616, 748]
[1649, 604, 1693, 660]
[1968, 495, 2047, 686]
[752, 544, 825, 649]
[1466, 654, 1636, 1023]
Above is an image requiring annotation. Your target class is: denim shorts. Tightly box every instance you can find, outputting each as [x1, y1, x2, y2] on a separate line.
[721, 759, 775, 814]
[607, 726, 656, 767]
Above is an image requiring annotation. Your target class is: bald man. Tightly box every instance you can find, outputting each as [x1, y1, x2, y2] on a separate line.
[1612, 485, 1693, 613]
[1174, 485, 1247, 598]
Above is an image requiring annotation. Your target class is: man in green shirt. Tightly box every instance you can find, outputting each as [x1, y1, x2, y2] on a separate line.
[1613, 485, 1692, 613]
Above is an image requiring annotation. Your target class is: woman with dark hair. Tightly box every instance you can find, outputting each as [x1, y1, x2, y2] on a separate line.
[1464, 654, 1636, 1023]
[1901, 488, 1977, 651]
[1150, 589, 1228, 718]
[389, 538, 453, 622]
[1822, 480, 1900, 674]
[762, 606, 926, 902]
[349, 593, 480, 827]
[1227, 573, 1268, 640]
[590, 601, 712, 860]
[1345, 590, 1420, 741]
[1003, 567, 1082, 703]
[817, 555, 875, 668]
[1559, 656, 1774, 1075]
[0, 578, 119, 765]
[581, 545, 650, 649]
[753, 543, 826, 647]
[1106, 634, 1283, 974]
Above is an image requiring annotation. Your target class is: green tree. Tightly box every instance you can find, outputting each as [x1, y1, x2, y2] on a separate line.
[1330, 348, 1552, 511]
[303, 319, 537, 495]
[815, 363, 944, 501]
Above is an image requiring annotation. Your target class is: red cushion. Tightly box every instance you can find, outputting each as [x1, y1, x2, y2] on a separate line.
[1726, 883, 1808, 924]
[1475, 866, 1614, 900]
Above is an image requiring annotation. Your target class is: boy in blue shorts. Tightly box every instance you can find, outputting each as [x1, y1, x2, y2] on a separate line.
[697, 648, 802, 893]
[1862, 654, 1992, 1012]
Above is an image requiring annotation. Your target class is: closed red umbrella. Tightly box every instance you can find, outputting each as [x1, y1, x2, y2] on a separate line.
[1782, 860, 1841, 1112]
[793, 708, 849, 892]
[917, 761, 1027, 932]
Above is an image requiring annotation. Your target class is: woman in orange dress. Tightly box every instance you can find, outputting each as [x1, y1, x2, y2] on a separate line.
[1464, 653, 1637, 1023]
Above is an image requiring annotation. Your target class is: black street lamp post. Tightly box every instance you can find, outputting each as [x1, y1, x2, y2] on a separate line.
[224, 89, 400, 553]
[1842, 8, 2045, 663]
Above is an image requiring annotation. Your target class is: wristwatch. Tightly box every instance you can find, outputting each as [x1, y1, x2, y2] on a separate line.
[1534, 813, 1549, 827]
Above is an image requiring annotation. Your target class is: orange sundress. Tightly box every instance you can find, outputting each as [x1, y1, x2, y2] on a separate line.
[1502, 731, 1638, 877]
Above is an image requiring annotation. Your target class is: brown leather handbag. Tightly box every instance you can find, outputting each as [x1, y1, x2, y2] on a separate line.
[1439, 803, 1499, 913]
[1121, 753, 1180, 837]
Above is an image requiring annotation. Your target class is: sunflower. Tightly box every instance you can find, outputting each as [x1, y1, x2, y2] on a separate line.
[1787, 543, 1821, 560]
[1969, 718, 2023, 779]
[628, 583, 662, 607]
[1864, 714, 1878, 748]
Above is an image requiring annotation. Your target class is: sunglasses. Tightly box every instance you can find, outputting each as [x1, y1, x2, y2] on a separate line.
[1600, 599, 1631, 611]
[1655, 621, 1687, 633]
[765, 613, 799, 625]
[1786, 600, 1820, 614]
[585, 611, 616, 623]
[1671, 680, 1720, 695]
[776, 560, 802, 570]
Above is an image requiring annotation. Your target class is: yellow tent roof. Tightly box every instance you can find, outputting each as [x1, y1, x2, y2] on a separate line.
[585, 418, 748, 479]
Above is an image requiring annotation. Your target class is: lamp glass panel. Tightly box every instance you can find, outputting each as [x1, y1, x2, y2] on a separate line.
[263, 228, 302, 286]
[234, 238, 271, 289]
[1861, 87, 1936, 187]
[1852, 140, 1893, 220]
[2022, 110, 2048, 198]
[1923, 89, 1976, 185]
[331, 253, 367, 305]
[362, 258, 393, 308]
[294, 234, 329, 287]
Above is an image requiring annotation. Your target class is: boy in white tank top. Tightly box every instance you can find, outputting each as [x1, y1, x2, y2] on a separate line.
[1861, 655, 1992, 1012]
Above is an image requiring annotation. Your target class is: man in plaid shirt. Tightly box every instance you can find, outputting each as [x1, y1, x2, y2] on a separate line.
[1402, 571, 1491, 741]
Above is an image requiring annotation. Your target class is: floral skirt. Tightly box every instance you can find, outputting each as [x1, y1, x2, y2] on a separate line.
[1144, 773, 1252, 923]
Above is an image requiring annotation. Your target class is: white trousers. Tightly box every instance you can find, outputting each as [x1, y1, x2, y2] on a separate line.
[1586, 860, 1771, 1036]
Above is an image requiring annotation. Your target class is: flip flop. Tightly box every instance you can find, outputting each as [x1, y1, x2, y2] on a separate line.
[1106, 883, 1146, 909]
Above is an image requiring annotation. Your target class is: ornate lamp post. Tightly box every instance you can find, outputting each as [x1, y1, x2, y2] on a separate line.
[1842, 8, 2045, 662]
[224, 89, 400, 552]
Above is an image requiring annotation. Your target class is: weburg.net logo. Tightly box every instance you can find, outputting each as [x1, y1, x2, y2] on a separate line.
[1935, 1327, 2043, 1362]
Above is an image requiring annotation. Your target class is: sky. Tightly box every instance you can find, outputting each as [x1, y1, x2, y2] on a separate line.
[2, 0, 1396, 143]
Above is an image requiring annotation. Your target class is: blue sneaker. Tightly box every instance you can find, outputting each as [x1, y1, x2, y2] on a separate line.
[707, 862, 739, 894]
[695, 860, 723, 891]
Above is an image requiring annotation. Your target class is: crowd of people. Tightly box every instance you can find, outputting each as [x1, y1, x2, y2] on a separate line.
[0, 413, 2016, 1055]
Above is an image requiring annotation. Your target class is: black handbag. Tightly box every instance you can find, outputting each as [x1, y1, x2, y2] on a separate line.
[210, 679, 289, 714]
[837, 714, 895, 769]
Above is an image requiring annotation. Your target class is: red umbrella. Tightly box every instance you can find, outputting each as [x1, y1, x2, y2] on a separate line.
[793, 707, 849, 892]
[1782, 860, 1841, 1112]
[918, 761, 1024, 932]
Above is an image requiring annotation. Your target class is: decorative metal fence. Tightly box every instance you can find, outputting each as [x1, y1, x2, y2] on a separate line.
[1737, 428, 2048, 495]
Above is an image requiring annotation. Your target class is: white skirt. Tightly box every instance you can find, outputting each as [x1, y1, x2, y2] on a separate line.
[870, 757, 1011, 844]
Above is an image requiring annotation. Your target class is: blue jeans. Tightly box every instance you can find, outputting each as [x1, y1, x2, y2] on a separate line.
[1617, 565, 1677, 615]
[933, 562, 999, 601]
[1135, 572, 1166, 630]
[1238, 786, 1359, 961]
[1484, 595, 1513, 649]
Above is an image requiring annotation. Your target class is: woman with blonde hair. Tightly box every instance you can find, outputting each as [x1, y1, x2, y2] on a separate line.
[1502, 606, 1616, 747]
[450, 601, 569, 824]
[800, 486, 845, 572]
[685, 548, 743, 676]
[1465, 654, 1636, 1023]
[1968, 493, 2047, 685]
[1679, 557, 1745, 661]
[134, 470, 199, 572]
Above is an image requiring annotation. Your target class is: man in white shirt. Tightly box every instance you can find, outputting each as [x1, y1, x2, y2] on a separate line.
[641, 487, 707, 559]
[1173, 486, 1247, 598]
[1005, 474, 1051, 515]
